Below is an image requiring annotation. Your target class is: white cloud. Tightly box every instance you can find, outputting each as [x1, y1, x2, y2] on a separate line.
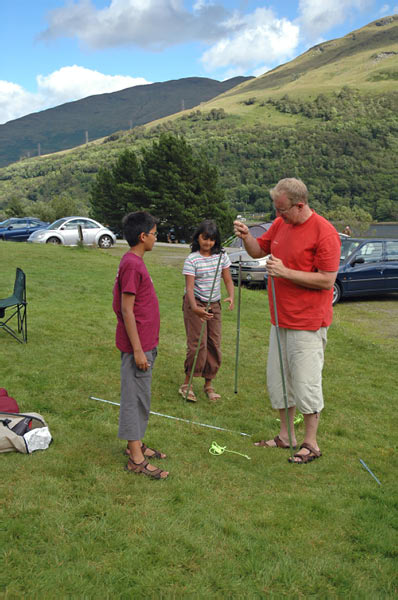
[0, 82, 43, 124]
[201, 8, 299, 74]
[39, 1, 300, 79]
[298, 0, 372, 40]
[37, 65, 149, 106]
[378, 3, 398, 14]
[40, 0, 230, 50]
[0, 66, 150, 124]
[379, 4, 391, 14]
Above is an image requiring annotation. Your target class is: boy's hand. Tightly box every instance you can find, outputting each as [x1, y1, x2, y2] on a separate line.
[134, 349, 150, 370]
[194, 306, 214, 321]
[224, 296, 234, 310]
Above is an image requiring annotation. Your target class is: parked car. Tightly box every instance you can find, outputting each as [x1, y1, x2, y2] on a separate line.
[27, 217, 116, 248]
[333, 237, 398, 305]
[0, 217, 49, 242]
[226, 222, 272, 288]
[229, 250, 270, 287]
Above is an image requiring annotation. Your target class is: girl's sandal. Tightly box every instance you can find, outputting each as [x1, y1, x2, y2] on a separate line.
[178, 384, 197, 402]
[204, 386, 221, 402]
[125, 457, 168, 479]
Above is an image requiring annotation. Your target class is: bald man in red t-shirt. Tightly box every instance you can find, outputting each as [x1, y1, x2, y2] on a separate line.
[234, 178, 341, 464]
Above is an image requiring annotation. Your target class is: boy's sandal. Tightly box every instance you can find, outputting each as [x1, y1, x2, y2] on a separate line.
[288, 443, 322, 464]
[124, 442, 166, 459]
[125, 457, 168, 480]
[179, 384, 197, 402]
[204, 386, 221, 402]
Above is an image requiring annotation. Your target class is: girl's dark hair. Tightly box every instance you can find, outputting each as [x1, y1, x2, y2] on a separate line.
[122, 211, 158, 247]
[191, 220, 221, 254]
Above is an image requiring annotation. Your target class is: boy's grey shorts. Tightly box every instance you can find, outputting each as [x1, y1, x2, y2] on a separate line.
[118, 348, 157, 441]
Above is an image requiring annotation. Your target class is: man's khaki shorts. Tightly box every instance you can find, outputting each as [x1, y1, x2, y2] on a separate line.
[267, 326, 328, 414]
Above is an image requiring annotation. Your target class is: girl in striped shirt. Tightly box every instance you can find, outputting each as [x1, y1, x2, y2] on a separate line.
[179, 220, 234, 402]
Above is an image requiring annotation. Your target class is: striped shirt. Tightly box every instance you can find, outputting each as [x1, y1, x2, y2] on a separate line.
[182, 251, 231, 302]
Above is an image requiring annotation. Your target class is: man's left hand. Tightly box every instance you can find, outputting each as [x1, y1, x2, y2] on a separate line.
[266, 255, 289, 279]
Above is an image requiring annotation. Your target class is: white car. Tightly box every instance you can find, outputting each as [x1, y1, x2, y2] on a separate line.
[229, 249, 270, 288]
[27, 217, 116, 248]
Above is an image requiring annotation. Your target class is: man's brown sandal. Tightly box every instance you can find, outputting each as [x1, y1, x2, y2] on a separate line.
[179, 384, 197, 402]
[124, 442, 166, 459]
[254, 435, 297, 449]
[288, 442, 322, 464]
[204, 386, 221, 402]
[125, 457, 168, 479]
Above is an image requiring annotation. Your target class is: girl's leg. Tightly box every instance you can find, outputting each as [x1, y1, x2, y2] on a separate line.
[183, 295, 208, 378]
[203, 302, 222, 398]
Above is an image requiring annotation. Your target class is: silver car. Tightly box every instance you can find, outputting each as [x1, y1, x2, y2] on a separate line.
[229, 249, 270, 288]
[27, 217, 116, 248]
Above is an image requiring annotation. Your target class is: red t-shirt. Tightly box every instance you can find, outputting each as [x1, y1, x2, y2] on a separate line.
[257, 211, 341, 330]
[113, 252, 160, 353]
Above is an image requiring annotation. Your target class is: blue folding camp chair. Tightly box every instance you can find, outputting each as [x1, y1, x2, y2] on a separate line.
[0, 268, 27, 343]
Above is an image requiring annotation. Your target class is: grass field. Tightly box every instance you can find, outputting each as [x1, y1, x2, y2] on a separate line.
[1, 241, 397, 598]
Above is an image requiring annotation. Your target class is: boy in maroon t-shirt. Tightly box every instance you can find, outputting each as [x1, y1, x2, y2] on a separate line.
[113, 211, 168, 480]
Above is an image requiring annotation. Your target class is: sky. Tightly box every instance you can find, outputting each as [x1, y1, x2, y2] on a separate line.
[1, 0, 397, 124]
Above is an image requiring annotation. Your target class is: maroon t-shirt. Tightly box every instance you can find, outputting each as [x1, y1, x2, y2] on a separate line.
[113, 252, 160, 353]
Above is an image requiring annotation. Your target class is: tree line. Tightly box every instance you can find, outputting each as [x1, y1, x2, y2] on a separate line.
[0, 88, 397, 228]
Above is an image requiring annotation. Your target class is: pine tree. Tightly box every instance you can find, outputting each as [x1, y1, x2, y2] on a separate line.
[90, 150, 147, 232]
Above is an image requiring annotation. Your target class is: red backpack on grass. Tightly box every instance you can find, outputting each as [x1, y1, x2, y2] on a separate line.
[0, 388, 20, 413]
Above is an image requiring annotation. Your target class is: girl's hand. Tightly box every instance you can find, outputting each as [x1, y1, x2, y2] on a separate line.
[194, 306, 214, 321]
[224, 296, 234, 310]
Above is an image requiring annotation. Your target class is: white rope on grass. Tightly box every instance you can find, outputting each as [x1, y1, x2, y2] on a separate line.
[89, 396, 252, 437]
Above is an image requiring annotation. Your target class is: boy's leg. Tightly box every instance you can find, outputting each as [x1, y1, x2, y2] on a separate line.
[119, 350, 168, 477]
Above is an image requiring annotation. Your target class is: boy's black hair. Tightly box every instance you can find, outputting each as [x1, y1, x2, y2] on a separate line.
[191, 220, 221, 254]
[122, 211, 159, 247]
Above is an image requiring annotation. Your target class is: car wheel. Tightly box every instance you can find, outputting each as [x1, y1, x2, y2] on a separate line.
[46, 237, 61, 245]
[98, 235, 113, 249]
[332, 282, 342, 305]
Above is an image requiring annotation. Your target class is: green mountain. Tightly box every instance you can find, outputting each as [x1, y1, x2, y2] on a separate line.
[0, 76, 253, 168]
[1, 16, 397, 224]
[202, 14, 398, 110]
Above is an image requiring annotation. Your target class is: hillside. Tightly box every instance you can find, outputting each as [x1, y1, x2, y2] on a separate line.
[0, 76, 252, 168]
[202, 15, 398, 109]
[0, 16, 397, 224]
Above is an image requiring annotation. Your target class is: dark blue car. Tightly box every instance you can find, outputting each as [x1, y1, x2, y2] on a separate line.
[0, 218, 49, 242]
[333, 237, 398, 304]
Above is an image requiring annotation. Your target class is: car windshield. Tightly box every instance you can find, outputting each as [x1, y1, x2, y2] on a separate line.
[0, 219, 13, 227]
[340, 238, 361, 261]
[46, 218, 69, 230]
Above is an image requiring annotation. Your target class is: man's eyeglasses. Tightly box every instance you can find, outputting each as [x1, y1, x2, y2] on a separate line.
[275, 204, 298, 214]
[146, 231, 158, 238]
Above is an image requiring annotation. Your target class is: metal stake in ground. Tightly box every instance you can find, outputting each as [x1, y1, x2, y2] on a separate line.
[184, 249, 224, 402]
[234, 216, 246, 394]
[270, 276, 294, 459]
